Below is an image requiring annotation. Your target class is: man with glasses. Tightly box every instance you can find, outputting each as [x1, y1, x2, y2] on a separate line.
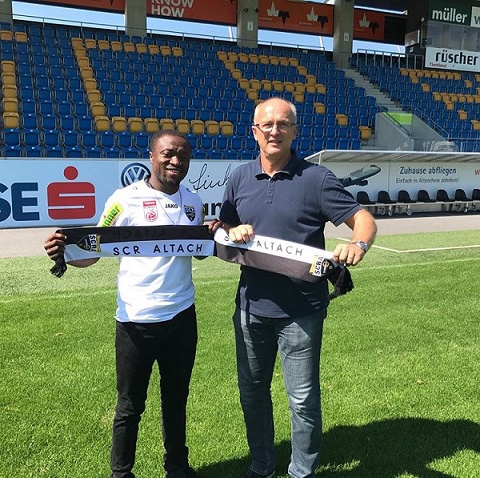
[219, 97, 377, 478]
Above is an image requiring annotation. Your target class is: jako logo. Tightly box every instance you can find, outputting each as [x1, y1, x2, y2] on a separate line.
[121, 163, 151, 187]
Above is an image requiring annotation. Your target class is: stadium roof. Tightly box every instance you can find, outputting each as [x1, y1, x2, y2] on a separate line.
[353, 0, 408, 13]
[307, 151, 480, 163]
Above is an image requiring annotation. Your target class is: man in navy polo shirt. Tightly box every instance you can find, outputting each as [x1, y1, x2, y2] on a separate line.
[219, 97, 377, 478]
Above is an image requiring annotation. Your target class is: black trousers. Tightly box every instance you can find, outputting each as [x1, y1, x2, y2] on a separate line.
[110, 305, 197, 478]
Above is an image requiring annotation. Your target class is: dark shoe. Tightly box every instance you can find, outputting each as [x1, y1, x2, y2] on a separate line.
[166, 465, 197, 478]
[244, 469, 275, 478]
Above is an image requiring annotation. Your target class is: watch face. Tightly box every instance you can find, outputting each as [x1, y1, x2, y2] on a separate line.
[357, 241, 368, 252]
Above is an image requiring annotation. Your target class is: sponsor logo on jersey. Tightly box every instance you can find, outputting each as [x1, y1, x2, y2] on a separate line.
[101, 203, 123, 227]
[184, 205, 196, 222]
[143, 200, 158, 222]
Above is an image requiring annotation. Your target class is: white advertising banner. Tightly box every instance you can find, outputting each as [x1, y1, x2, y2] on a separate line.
[425, 46, 480, 72]
[0, 159, 245, 229]
[324, 160, 480, 200]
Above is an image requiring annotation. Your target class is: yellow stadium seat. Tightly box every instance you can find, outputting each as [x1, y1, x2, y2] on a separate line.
[316, 84, 326, 94]
[98, 40, 110, 50]
[136, 43, 147, 54]
[74, 47, 87, 59]
[223, 60, 235, 71]
[250, 79, 261, 91]
[1, 60, 15, 73]
[272, 81, 284, 92]
[219, 121, 233, 136]
[238, 78, 250, 90]
[2, 84, 17, 98]
[336, 114, 348, 126]
[205, 120, 219, 135]
[160, 118, 175, 130]
[111, 41, 123, 51]
[305, 84, 316, 94]
[261, 80, 273, 91]
[288, 57, 299, 67]
[160, 45, 172, 56]
[359, 126, 372, 141]
[87, 89, 101, 102]
[238, 53, 249, 63]
[148, 44, 160, 55]
[71, 37, 83, 49]
[246, 88, 258, 101]
[190, 120, 205, 135]
[77, 57, 90, 69]
[297, 65, 308, 76]
[3, 112, 19, 129]
[144, 118, 159, 133]
[227, 52, 238, 62]
[0, 30, 13, 41]
[128, 117, 144, 133]
[91, 101, 106, 116]
[258, 54, 269, 64]
[216, 51, 228, 61]
[231, 68, 242, 80]
[269, 55, 279, 65]
[1, 73, 16, 85]
[112, 116, 127, 132]
[80, 67, 94, 80]
[279, 57, 289, 67]
[172, 46, 183, 57]
[283, 81, 295, 93]
[15, 31, 28, 42]
[313, 102, 325, 114]
[471, 120, 480, 130]
[294, 82, 305, 93]
[84, 39, 96, 49]
[175, 119, 190, 134]
[83, 78, 98, 91]
[2, 98, 18, 113]
[248, 53, 259, 64]
[123, 42, 135, 53]
[95, 116, 110, 131]
[457, 110, 467, 120]
[292, 92, 304, 103]
[305, 75, 316, 85]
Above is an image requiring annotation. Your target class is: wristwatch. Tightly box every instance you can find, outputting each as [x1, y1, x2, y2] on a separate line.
[352, 241, 369, 252]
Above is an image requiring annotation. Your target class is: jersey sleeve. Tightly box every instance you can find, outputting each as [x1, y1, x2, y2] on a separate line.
[96, 189, 130, 227]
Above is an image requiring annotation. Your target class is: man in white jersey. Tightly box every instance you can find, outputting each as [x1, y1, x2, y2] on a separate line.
[44, 131, 209, 478]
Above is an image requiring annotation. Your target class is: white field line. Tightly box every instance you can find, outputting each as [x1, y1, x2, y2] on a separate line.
[335, 238, 480, 254]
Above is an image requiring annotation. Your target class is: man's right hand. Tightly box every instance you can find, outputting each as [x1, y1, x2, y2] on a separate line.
[44, 232, 67, 262]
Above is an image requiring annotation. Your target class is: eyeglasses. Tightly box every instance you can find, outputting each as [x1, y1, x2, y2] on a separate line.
[253, 122, 297, 133]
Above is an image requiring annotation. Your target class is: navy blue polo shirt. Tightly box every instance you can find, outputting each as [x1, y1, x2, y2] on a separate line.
[220, 153, 361, 318]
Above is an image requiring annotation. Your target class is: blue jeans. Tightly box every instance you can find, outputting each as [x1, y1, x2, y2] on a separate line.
[233, 308, 326, 478]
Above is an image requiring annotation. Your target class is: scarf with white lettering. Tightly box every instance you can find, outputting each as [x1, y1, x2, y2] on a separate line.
[50, 225, 214, 278]
[213, 229, 353, 299]
[50, 226, 353, 299]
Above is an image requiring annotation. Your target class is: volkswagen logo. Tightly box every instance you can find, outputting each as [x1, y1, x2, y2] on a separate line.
[121, 163, 150, 187]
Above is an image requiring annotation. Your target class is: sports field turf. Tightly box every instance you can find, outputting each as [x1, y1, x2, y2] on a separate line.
[1, 229, 479, 478]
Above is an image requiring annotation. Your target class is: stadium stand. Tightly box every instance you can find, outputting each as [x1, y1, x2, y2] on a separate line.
[352, 53, 480, 152]
[0, 20, 382, 159]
